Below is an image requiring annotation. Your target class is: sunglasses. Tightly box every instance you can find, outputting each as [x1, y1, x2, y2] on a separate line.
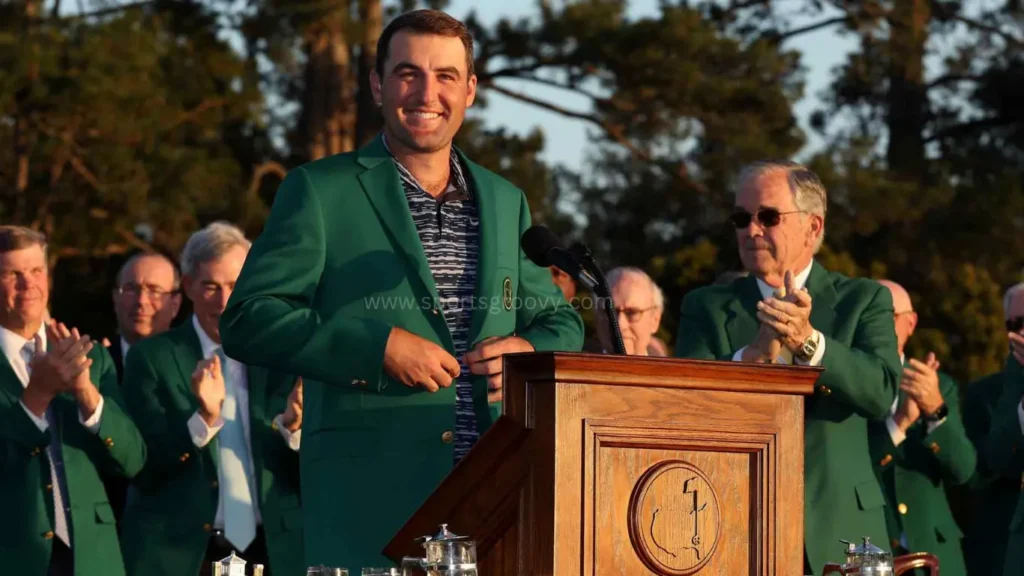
[730, 208, 805, 229]
[1008, 316, 1024, 333]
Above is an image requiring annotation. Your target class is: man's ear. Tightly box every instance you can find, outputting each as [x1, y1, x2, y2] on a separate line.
[370, 69, 383, 106]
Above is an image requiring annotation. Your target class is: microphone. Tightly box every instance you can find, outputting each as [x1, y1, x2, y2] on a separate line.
[520, 225, 627, 355]
[521, 226, 597, 290]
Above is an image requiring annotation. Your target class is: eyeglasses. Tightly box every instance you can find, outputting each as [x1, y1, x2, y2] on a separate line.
[1008, 316, 1024, 333]
[730, 208, 805, 229]
[617, 306, 657, 323]
[115, 283, 177, 299]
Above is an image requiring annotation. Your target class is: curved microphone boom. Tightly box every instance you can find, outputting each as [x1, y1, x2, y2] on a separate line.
[520, 225, 627, 355]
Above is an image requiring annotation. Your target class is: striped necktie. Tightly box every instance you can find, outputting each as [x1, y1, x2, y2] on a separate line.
[23, 341, 71, 547]
[215, 347, 256, 551]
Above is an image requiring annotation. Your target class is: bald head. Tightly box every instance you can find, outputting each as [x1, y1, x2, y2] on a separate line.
[878, 279, 917, 355]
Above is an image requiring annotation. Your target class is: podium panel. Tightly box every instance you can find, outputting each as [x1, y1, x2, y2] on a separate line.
[385, 353, 818, 576]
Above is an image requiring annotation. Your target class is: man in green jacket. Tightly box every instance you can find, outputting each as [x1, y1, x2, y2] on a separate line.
[219, 10, 583, 571]
[674, 161, 901, 575]
[963, 283, 1024, 576]
[867, 280, 975, 576]
[120, 223, 305, 576]
[977, 282, 1024, 575]
[0, 225, 146, 576]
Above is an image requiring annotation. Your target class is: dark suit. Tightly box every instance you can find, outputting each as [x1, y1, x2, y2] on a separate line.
[101, 335, 129, 528]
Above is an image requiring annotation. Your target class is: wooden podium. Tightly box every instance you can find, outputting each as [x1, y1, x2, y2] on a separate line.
[384, 352, 819, 575]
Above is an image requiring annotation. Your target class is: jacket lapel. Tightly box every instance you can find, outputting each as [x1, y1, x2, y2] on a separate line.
[804, 261, 837, 339]
[247, 365, 267, 491]
[0, 352, 22, 401]
[463, 155, 498, 348]
[170, 323, 219, 463]
[725, 276, 763, 351]
[356, 135, 441, 309]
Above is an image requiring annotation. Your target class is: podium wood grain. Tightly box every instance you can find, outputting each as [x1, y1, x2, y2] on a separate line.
[384, 353, 818, 575]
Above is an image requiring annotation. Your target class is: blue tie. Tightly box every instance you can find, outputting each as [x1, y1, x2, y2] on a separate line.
[215, 347, 256, 551]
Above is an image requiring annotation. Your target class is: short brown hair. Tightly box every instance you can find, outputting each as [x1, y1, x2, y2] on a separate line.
[0, 226, 47, 255]
[376, 9, 475, 78]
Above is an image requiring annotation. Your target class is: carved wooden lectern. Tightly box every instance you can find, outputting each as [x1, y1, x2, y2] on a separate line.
[384, 352, 819, 575]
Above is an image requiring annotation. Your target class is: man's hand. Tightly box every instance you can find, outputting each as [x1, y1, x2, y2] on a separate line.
[47, 321, 102, 419]
[1010, 331, 1024, 366]
[900, 352, 945, 416]
[282, 376, 303, 432]
[756, 270, 815, 353]
[21, 334, 74, 417]
[893, 394, 921, 432]
[740, 324, 783, 363]
[191, 355, 225, 426]
[464, 336, 534, 403]
[383, 327, 460, 392]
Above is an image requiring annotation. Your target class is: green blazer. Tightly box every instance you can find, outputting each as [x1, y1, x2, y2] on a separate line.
[219, 135, 584, 570]
[0, 342, 146, 576]
[674, 262, 900, 575]
[977, 354, 1024, 575]
[868, 370, 974, 576]
[119, 322, 304, 576]
[962, 364, 1024, 576]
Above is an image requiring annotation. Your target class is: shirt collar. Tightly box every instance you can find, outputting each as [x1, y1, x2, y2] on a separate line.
[191, 315, 220, 359]
[381, 133, 471, 198]
[755, 260, 815, 300]
[120, 336, 131, 363]
[0, 322, 47, 363]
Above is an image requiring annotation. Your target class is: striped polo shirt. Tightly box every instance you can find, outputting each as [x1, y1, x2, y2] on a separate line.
[382, 135, 480, 463]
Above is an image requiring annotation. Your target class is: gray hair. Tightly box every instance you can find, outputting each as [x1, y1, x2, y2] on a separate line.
[736, 160, 828, 253]
[607, 266, 664, 310]
[180, 221, 251, 277]
[1004, 282, 1024, 318]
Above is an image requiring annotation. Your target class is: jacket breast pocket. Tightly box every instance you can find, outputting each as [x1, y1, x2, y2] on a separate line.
[854, 480, 885, 510]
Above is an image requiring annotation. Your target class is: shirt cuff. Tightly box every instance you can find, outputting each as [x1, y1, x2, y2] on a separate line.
[188, 411, 224, 448]
[925, 418, 946, 435]
[274, 414, 301, 452]
[886, 416, 907, 447]
[20, 401, 50, 432]
[1018, 399, 1024, 436]
[793, 330, 826, 367]
[79, 396, 104, 434]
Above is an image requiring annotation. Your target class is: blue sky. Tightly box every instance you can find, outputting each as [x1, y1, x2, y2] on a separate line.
[445, 0, 858, 169]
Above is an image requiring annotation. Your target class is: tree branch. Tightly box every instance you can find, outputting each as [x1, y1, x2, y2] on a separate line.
[482, 82, 703, 191]
[924, 116, 1005, 143]
[927, 74, 981, 89]
[765, 15, 851, 43]
[247, 161, 287, 198]
[60, 0, 155, 21]
[172, 97, 231, 128]
[951, 14, 1024, 47]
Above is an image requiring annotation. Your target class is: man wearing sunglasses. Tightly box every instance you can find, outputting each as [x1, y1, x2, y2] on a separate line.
[675, 160, 901, 575]
[963, 282, 1024, 576]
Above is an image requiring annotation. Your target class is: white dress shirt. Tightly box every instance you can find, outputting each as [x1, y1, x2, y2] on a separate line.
[731, 261, 827, 366]
[120, 336, 131, 366]
[184, 316, 300, 529]
[0, 323, 104, 432]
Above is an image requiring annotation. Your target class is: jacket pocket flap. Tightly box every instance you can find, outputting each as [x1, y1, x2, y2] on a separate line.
[855, 481, 885, 510]
[94, 502, 116, 524]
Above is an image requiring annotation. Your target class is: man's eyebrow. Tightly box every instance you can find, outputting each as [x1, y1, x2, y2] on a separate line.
[391, 62, 462, 79]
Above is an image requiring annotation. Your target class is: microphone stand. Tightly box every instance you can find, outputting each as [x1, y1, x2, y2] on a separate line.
[574, 244, 627, 355]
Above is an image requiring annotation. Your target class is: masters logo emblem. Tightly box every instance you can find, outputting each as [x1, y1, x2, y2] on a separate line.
[503, 277, 513, 310]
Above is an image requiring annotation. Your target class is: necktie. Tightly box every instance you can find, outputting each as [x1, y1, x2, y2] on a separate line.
[23, 341, 71, 547]
[215, 348, 256, 551]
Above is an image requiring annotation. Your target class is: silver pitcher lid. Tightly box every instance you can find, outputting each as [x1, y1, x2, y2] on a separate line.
[418, 523, 469, 544]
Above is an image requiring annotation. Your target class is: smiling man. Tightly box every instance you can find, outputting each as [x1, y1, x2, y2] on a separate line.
[674, 160, 901, 575]
[218, 9, 583, 571]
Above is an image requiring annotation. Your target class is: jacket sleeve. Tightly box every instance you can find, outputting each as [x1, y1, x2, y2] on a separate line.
[983, 354, 1024, 475]
[916, 372, 977, 485]
[220, 167, 392, 389]
[121, 346, 201, 489]
[513, 192, 584, 353]
[817, 284, 900, 419]
[85, 345, 147, 479]
[674, 291, 734, 361]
